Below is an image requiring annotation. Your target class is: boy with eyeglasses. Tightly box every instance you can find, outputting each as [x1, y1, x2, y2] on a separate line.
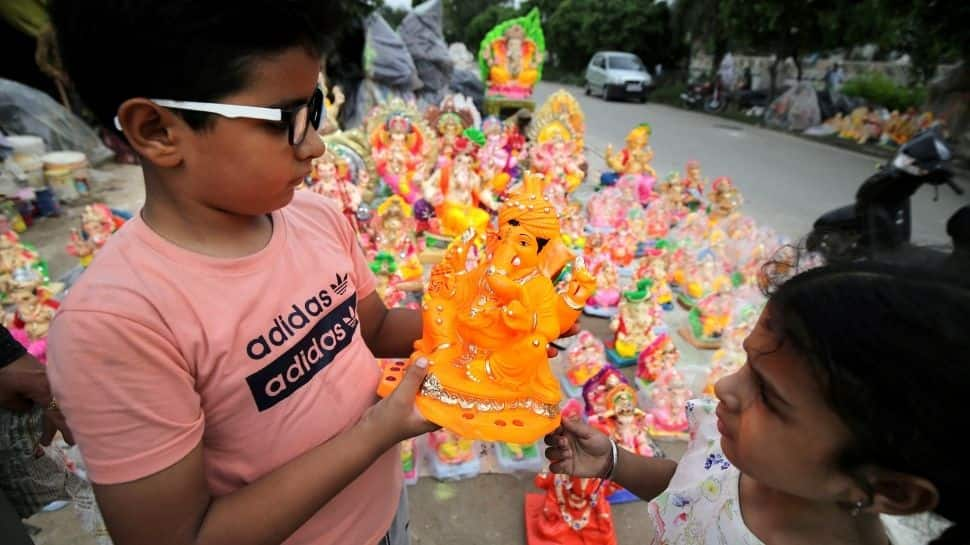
[44, 2, 437, 544]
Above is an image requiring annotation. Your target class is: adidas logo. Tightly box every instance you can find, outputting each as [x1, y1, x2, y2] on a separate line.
[245, 274, 354, 360]
[342, 306, 359, 329]
[331, 273, 349, 296]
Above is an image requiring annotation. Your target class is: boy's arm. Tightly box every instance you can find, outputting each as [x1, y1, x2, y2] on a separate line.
[48, 311, 433, 545]
[325, 193, 421, 360]
[94, 394, 426, 545]
[49, 310, 435, 545]
[357, 291, 422, 359]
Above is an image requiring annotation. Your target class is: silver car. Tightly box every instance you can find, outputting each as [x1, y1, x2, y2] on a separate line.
[584, 51, 653, 102]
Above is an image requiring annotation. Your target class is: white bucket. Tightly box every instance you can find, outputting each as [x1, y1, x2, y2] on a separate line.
[43, 151, 89, 202]
[6, 135, 45, 156]
[0, 168, 20, 195]
[6, 135, 46, 188]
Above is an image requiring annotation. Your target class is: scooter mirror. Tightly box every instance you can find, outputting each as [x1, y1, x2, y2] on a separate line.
[934, 138, 953, 162]
[897, 129, 951, 173]
[892, 153, 925, 176]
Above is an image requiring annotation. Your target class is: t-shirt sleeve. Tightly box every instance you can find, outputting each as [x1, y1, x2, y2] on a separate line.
[47, 310, 203, 485]
[330, 204, 376, 300]
[293, 190, 376, 299]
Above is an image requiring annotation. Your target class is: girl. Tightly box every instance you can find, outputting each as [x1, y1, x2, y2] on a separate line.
[545, 257, 967, 545]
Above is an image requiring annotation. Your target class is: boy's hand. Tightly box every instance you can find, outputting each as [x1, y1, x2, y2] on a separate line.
[363, 358, 439, 447]
[544, 416, 611, 478]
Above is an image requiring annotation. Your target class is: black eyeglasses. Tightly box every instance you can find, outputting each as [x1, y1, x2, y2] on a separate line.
[113, 87, 324, 146]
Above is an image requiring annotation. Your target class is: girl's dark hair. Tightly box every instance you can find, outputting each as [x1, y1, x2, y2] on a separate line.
[764, 247, 969, 543]
[51, 0, 375, 132]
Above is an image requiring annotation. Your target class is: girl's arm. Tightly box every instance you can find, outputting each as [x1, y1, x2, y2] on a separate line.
[546, 417, 678, 502]
[612, 447, 679, 501]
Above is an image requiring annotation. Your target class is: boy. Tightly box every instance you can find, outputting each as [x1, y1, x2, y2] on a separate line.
[46, 2, 437, 544]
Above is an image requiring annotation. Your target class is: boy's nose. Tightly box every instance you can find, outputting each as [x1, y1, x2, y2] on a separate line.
[298, 131, 326, 161]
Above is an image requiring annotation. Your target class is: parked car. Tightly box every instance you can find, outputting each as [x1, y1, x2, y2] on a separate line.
[584, 51, 653, 102]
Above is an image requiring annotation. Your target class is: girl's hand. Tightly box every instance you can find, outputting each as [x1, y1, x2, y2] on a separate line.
[363, 359, 439, 448]
[547, 323, 580, 358]
[543, 416, 612, 477]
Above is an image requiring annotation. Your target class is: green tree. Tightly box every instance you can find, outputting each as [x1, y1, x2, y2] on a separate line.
[721, 0, 880, 97]
[541, 0, 679, 74]
[443, 0, 505, 44]
[542, 0, 588, 72]
[878, 0, 968, 83]
[672, 0, 731, 80]
[465, 4, 519, 55]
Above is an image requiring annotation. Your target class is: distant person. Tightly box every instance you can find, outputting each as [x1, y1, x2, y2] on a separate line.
[717, 52, 736, 90]
[826, 62, 846, 96]
[1, 325, 74, 544]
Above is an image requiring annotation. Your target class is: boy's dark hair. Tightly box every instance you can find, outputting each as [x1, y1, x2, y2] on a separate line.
[51, 0, 374, 132]
[764, 249, 969, 544]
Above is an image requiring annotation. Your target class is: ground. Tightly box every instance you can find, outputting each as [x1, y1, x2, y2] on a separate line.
[17, 81, 969, 544]
[19, 164, 145, 281]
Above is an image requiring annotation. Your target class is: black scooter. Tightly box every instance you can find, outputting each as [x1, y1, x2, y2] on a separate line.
[807, 128, 967, 263]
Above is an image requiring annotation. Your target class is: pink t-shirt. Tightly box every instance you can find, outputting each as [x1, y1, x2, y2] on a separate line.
[47, 191, 400, 545]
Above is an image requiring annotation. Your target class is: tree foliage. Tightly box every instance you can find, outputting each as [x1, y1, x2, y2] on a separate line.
[722, 0, 965, 85]
[877, 0, 968, 82]
[672, 0, 731, 77]
[465, 4, 520, 61]
[541, 0, 680, 73]
[443, 0, 497, 44]
[841, 71, 927, 111]
[438, 0, 967, 90]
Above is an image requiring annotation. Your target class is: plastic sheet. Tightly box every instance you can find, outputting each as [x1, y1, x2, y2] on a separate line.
[449, 70, 485, 114]
[0, 78, 112, 165]
[364, 14, 420, 90]
[764, 81, 821, 132]
[398, 0, 453, 94]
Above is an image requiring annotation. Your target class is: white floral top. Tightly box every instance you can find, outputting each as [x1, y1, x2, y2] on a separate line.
[647, 397, 763, 545]
[646, 398, 953, 545]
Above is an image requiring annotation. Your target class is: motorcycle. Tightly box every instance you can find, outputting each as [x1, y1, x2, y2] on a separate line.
[680, 79, 710, 110]
[807, 128, 967, 264]
[680, 77, 726, 112]
[702, 77, 728, 113]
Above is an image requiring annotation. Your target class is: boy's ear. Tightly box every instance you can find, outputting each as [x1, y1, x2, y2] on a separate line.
[116, 98, 184, 168]
[867, 469, 939, 516]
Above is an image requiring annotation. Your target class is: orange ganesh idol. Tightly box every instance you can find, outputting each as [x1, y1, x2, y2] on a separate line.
[378, 176, 596, 443]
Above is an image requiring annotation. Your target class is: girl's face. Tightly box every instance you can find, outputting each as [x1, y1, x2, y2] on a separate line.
[714, 306, 860, 503]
